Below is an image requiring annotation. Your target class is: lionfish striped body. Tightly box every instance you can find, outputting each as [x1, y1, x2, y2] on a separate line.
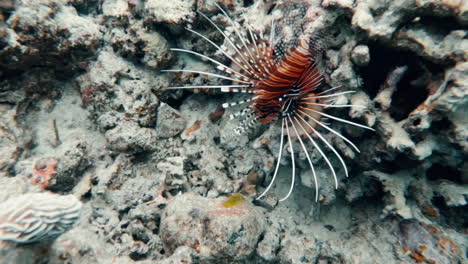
[165, 4, 373, 202]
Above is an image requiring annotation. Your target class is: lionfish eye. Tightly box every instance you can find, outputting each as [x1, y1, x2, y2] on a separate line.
[164, 3, 374, 202]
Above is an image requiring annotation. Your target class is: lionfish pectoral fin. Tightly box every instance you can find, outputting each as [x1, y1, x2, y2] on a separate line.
[289, 115, 320, 202]
[296, 113, 349, 178]
[256, 119, 285, 200]
[278, 116, 296, 202]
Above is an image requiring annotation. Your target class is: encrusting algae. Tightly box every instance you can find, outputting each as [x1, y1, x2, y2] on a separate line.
[222, 193, 245, 208]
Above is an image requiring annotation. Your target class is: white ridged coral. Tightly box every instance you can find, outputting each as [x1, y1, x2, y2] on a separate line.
[0, 192, 82, 244]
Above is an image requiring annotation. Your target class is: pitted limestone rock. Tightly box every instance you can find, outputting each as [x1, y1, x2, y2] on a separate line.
[160, 193, 265, 263]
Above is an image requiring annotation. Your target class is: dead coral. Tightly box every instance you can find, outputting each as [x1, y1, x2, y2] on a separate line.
[160, 193, 265, 263]
[1, 1, 101, 72]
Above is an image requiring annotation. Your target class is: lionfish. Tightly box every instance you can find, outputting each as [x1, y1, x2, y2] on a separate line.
[164, 3, 374, 202]
[0, 193, 82, 243]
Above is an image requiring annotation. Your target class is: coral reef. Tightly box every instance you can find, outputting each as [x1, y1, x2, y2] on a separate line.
[0, 0, 466, 263]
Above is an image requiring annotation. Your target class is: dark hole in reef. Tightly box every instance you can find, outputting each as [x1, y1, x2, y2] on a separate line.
[118, 208, 131, 221]
[0, 68, 24, 83]
[356, 172, 384, 201]
[135, 41, 146, 60]
[163, 92, 190, 110]
[380, 153, 420, 173]
[131, 233, 145, 243]
[116, 104, 126, 113]
[169, 187, 183, 197]
[132, 151, 152, 163]
[70, 0, 100, 16]
[161, 189, 170, 199]
[415, 15, 465, 35]
[184, 160, 197, 172]
[358, 42, 443, 121]
[431, 196, 467, 232]
[430, 117, 453, 134]
[152, 216, 161, 234]
[129, 251, 147, 261]
[0, 8, 13, 21]
[426, 163, 463, 184]
[243, 0, 254, 7]
[389, 67, 428, 122]
[412, 117, 421, 127]
[82, 189, 92, 201]
[374, 101, 382, 110]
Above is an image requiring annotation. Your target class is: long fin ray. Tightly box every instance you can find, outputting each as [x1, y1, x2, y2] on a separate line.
[256, 119, 285, 200]
[170, 48, 251, 81]
[197, 11, 258, 77]
[297, 108, 361, 153]
[279, 116, 296, 202]
[288, 115, 319, 201]
[162, 69, 250, 84]
[184, 27, 251, 75]
[294, 115, 339, 189]
[300, 106, 374, 131]
[296, 113, 349, 178]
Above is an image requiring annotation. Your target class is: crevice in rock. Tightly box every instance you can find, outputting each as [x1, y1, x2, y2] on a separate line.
[426, 163, 463, 184]
[431, 196, 467, 232]
[358, 42, 445, 121]
[243, 0, 254, 8]
[415, 15, 465, 34]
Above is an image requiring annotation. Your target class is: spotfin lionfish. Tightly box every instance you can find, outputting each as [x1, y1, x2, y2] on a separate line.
[164, 2, 374, 202]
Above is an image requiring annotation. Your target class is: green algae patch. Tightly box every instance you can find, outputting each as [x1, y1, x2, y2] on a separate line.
[222, 193, 245, 208]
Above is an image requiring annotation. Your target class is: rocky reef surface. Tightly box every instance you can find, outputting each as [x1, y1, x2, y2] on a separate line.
[0, 0, 466, 263]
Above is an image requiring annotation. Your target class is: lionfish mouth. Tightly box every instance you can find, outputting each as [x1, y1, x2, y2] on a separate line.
[164, 3, 374, 202]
